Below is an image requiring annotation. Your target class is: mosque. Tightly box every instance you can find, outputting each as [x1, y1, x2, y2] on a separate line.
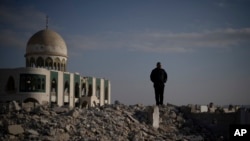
[0, 26, 111, 108]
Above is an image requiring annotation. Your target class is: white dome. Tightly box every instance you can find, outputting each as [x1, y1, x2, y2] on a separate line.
[25, 29, 67, 57]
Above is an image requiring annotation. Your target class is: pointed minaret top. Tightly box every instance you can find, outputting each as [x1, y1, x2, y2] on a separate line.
[46, 15, 49, 29]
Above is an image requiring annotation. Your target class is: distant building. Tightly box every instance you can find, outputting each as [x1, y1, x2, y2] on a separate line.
[200, 105, 208, 113]
[0, 28, 111, 108]
[237, 108, 250, 124]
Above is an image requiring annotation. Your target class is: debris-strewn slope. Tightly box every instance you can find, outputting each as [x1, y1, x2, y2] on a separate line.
[0, 102, 217, 141]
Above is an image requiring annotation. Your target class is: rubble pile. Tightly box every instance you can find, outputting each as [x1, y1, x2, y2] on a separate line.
[0, 101, 218, 141]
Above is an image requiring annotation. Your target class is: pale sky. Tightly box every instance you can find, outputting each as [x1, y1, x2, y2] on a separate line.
[0, 0, 250, 106]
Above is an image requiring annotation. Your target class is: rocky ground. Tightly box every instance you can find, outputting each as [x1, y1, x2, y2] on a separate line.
[0, 101, 226, 141]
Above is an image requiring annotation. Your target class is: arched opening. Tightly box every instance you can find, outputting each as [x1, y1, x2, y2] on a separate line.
[75, 82, 79, 98]
[88, 84, 92, 96]
[30, 57, 36, 67]
[105, 87, 108, 101]
[45, 57, 53, 69]
[54, 62, 57, 70]
[24, 98, 39, 104]
[54, 58, 60, 71]
[20, 75, 26, 91]
[51, 78, 57, 92]
[6, 76, 15, 93]
[64, 81, 69, 95]
[57, 63, 60, 71]
[36, 57, 44, 68]
[81, 82, 86, 96]
[51, 78, 57, 102]
[23, 98, 39, 108]
[62, 59, 66, 71]
[61, 63, 64, 71]
[96, 86, 100, 98]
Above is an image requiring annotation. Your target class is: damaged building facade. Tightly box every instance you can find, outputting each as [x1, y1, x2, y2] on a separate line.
[0, 28, 111, 108]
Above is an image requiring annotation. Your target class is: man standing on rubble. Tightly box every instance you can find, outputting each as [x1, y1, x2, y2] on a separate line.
[150, 62, 168, 106]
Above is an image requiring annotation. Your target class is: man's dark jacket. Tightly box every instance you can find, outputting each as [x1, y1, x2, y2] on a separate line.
[150, 68, 168, 84]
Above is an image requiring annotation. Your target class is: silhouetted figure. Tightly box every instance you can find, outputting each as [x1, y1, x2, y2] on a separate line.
[150, 62, 168, 105]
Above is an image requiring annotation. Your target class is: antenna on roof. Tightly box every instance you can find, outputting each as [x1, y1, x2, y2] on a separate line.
[46, 15, 49, 29]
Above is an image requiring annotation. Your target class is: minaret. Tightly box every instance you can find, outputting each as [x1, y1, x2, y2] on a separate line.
[46, 15, 48, 29]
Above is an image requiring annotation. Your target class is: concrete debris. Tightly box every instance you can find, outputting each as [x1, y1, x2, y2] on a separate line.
[152, 106, 159, 129]
[7, 124, 24, 135]
[26, 129, 39, 135]
[0, 101, 231, 141]
[12, 101, 21, 111]
[68, 109, 80, 118]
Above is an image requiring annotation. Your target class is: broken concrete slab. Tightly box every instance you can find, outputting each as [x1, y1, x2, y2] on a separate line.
[152, 106, 159, 128]
[12, 101, 21, 111]
[7, 124, 24, 135]
[147, 106, 160, 128]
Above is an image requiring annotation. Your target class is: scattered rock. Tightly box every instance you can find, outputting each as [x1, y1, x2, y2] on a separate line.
[7, 124, 24, 135]
[68, 109, 80, 118]
[52, 107, 69, 113]
[12, 101, 21, 111]
[26, 129, 39, 135]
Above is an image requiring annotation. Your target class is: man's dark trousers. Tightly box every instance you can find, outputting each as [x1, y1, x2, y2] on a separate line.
[154, 83, 165, 105]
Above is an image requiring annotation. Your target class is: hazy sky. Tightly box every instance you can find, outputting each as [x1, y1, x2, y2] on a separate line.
[1, 0, 250, 106]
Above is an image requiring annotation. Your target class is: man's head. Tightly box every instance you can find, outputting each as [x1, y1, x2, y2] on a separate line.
[156, 62, 161, 68]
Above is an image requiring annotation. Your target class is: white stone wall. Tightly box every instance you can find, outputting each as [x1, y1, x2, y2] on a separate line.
[0, 67, 50, 104]
[99, 79, 105, 106]
[108, 81, 111, 104]
[0, 67, 111, 108]
[57, 71, 64, 106]
[69, 73, 74, 108]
